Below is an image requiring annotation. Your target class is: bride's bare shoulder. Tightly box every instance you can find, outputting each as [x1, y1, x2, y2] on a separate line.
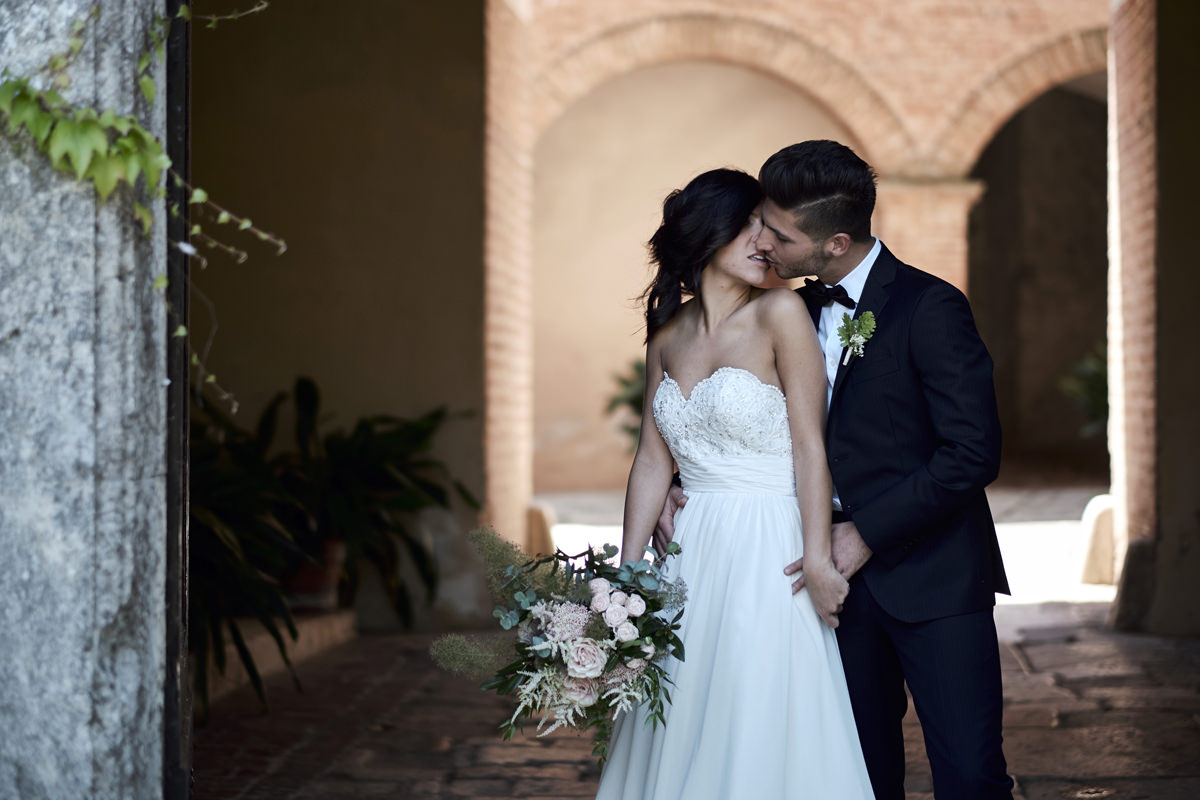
[753, 286, 806, 318]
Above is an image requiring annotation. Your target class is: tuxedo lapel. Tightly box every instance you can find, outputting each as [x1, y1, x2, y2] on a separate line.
[829, 246, 898, 409]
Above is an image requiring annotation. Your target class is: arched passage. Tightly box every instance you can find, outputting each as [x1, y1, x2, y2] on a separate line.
[532, 60, 860, 492]
[922, 27, 1109, 176]
[968, 73, 1109, 479]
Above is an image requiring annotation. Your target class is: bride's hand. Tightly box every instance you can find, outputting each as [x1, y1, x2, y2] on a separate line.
[803, 559, 850, 629]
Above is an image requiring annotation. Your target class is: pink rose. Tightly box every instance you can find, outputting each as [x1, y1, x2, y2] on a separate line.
[625, 594, 647, 617]
[603, 604, 629, 628]
[615, 621, 639, 642]
[562, 676, 599, 707]
[624, 657, 646, 672]
[609, 590, 628, 606]
[590, 592, 610, 613]
[588, 578, 612, 597]
[565, 638, 606, 679]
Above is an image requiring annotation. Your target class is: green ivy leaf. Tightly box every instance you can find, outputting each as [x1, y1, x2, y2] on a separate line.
[139, 144, 170, 190]
[137, 52, 151, 75]
[46, 117, 77, 171]
[204, 374, 216, 384]
[172, 325, 188, 337]
[50, 117, 108, 180]
[152, 273, 168, 291]
[178, 4, 191, 20]
[86, 151, 127, 201]
[9, 93, 53, 146]
[134, 202, 154, 235]
[216, 211, 230, 224]
[238, 218, 252, 230]
[68, 36, 84, 56]
[190, 223, 201, 236]
[0, 80, 18, 115]
[189, 187, 208, 204]
[138, 75, 156, 105]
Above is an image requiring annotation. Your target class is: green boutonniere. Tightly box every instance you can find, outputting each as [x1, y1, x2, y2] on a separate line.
[837, 311, 876, 365]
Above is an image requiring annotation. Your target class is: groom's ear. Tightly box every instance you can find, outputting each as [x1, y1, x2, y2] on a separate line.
[825, 232, 853, 257]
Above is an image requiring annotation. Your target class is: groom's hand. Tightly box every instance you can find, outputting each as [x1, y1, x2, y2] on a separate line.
[652, 485, 688, 555]
[831, 522, 873, 579]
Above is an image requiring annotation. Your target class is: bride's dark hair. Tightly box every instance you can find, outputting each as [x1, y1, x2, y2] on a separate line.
[643, 168, 763, 341]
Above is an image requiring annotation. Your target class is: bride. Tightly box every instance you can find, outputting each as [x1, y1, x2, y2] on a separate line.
[595, 168, 874, 799]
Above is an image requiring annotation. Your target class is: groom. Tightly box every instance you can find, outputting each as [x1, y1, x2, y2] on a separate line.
[657, 140, 1014, 799]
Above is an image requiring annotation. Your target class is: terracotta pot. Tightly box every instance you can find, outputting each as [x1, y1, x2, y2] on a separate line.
[286, 539, 346, 611]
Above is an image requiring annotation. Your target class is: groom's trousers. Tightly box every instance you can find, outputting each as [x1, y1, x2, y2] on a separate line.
[837, 574, 1014, 800]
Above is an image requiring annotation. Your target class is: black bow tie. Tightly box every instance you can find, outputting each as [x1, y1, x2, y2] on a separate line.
[799, 279, 855, 324]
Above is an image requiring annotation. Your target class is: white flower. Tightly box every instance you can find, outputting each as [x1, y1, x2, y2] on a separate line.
[589, 592, 610, 613]
[565, 638, 606, 679]
[624, 658, 646, 671]
[625, 594, 647, 617]
[641, 642, 656, 659]
[588, 578, 612, 597]
[615, 621, 639, 642]
[603, 604, 629, 628]
[547, 602, 591, 642]
[609, 590, 628, 606]
[562, 676, 599, 707]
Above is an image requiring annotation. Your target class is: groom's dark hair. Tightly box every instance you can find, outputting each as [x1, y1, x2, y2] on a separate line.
[759, 140, 876, 243]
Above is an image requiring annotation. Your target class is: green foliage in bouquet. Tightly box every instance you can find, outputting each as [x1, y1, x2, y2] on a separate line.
[432, 529, 686, 764]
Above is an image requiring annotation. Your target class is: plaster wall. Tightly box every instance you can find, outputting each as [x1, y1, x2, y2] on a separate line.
[190, 1, 489, 622]
[532, 60, 854, 491]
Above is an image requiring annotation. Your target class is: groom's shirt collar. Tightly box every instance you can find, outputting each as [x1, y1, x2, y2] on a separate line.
[829, 236, 880, 302]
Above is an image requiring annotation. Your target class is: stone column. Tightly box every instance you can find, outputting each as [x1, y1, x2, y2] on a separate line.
[0, 2, 168, 797]
[874, 178, 984, 293]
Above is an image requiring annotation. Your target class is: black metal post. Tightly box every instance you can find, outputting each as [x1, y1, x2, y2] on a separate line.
[163, 0, 192, 796]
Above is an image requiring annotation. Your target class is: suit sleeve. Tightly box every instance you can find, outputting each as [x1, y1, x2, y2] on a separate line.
[851, 283, 1002, 567]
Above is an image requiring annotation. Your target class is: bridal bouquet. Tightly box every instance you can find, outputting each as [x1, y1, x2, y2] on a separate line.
[431, 529, 686, 762]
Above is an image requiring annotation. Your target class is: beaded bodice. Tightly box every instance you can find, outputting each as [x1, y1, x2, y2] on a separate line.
[652, 367, 792, 463]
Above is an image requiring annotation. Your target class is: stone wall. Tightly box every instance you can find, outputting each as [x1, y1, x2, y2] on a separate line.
[0, 1, 167, 796]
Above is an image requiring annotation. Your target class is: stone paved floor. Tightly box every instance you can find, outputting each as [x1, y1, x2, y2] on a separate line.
[193, 601, 1200, 799]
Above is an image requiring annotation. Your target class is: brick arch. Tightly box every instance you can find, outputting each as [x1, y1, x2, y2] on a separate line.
[921, 27, 1109, 177]
[531, 14, 915, 174]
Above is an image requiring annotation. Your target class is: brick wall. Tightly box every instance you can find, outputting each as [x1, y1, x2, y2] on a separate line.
[1107, 0, 1156, 560]
[484, 0, 1109, 543]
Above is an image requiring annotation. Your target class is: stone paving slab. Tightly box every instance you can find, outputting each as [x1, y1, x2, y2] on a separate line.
[194, 604, 1200, 799]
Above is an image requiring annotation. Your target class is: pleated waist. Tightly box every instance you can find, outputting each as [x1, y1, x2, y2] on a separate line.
[677, 454, 796, 496]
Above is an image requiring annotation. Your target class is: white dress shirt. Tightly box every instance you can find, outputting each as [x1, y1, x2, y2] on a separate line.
[816, 237, 880, 509]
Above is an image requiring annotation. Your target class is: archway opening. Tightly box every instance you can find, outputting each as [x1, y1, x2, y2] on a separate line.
[968, 72, 1109, 484]
[532, 59, 860, 497]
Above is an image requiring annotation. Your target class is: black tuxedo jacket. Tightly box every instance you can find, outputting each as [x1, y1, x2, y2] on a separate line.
[819, 243, 1009, 623]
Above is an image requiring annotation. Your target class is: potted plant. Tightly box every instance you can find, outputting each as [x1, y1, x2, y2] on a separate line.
[188, 392, 307, 719]
[277, 377, 479, 627]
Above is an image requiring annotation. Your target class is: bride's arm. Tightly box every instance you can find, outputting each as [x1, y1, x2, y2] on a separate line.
[763, 290, 847, 628]
[621, 339, 674, 563]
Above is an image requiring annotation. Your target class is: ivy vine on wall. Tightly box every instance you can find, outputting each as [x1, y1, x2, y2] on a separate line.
[0, 2, 281, 405]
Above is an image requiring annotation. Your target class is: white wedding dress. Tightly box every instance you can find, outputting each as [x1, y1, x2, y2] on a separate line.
[595, 367, 874, 800]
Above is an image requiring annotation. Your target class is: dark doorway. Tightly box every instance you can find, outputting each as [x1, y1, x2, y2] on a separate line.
[968, 76, 1108, 481]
